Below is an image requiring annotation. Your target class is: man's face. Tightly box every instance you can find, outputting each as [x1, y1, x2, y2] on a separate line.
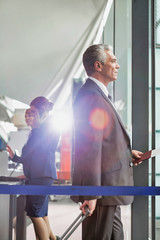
[101, 50, 120, 83]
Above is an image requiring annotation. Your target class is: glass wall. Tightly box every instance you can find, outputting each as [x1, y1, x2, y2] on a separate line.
[103, 0, 132, 133]
[72, 0, 159, 239]
[149, 1, 160, 239]
[104, 0, 159, 239]
[103, 1, 132, 239]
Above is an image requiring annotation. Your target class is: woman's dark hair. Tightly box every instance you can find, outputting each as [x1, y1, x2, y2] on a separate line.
[30, 96, 53, 116]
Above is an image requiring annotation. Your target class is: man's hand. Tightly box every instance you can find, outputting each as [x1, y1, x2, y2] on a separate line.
[132, 150, 143, 166]
[80, 199, 97, 216]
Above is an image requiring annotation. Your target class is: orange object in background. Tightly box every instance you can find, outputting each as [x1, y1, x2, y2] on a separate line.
[57, 131, 71, 181]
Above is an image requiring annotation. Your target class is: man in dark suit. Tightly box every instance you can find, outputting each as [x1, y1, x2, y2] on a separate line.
[71, 44, 142, 240]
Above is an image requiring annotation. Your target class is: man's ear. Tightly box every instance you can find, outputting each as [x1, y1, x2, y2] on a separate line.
[94, 61, 102, 72]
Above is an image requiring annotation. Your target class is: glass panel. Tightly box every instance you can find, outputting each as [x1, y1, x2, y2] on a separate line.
[156, 196, 160, 240]
[114, 0, 132, 135]
[155, 0, 160, 44]
[104, 1, 132, 239]
[103, 1, 114, 96]
[115, 1, 132, 239]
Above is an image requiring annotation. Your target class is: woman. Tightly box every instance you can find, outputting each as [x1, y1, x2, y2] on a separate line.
[7, 96, 60, 240]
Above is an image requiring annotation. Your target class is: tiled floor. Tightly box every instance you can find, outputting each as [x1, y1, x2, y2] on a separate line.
[26, 196, 131, 240]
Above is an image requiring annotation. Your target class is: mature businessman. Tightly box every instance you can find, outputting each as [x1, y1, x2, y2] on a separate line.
[71, 44, 142, 240]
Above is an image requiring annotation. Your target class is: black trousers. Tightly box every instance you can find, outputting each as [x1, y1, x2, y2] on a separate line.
[82, 201, 124, 240]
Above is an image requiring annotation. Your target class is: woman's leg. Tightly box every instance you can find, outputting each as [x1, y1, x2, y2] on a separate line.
[30, 216, 49, 240]
[43, 216, 56, 240]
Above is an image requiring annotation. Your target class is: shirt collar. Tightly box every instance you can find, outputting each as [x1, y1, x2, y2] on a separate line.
[89, 76, 109, 97]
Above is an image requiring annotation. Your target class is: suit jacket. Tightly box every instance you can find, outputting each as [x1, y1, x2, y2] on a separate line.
[12, 117, 59, 180]
[71, 79, 134, 205]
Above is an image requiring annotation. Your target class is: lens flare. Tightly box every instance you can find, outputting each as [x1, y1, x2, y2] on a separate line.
[89, 108, 109, 130]
[53, 110, 73, 133]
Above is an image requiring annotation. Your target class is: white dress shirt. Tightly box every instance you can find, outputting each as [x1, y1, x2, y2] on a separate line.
[89, 77, 109, 98]
[89, 77, 117, 110]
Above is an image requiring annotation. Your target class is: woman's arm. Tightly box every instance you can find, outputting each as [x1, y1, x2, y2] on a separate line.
[6, 144, 23, 163]
[6, 144, 14, 159]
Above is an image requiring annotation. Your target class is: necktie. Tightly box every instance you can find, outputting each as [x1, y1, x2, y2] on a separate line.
[108, 94, 112, 102]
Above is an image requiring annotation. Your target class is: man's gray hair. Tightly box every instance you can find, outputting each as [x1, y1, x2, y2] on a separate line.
[82, 44, 113, 76]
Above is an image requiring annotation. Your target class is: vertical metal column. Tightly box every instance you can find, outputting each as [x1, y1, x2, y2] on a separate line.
[16, 195, 26, 240]
[132, 1, 149, 240]
[151, 0, 156, 239]
[9, 195, 16, 240]
[113, 0, 116, 102]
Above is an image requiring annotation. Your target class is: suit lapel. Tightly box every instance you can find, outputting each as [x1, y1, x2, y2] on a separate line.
[86, 79, 130, 140]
